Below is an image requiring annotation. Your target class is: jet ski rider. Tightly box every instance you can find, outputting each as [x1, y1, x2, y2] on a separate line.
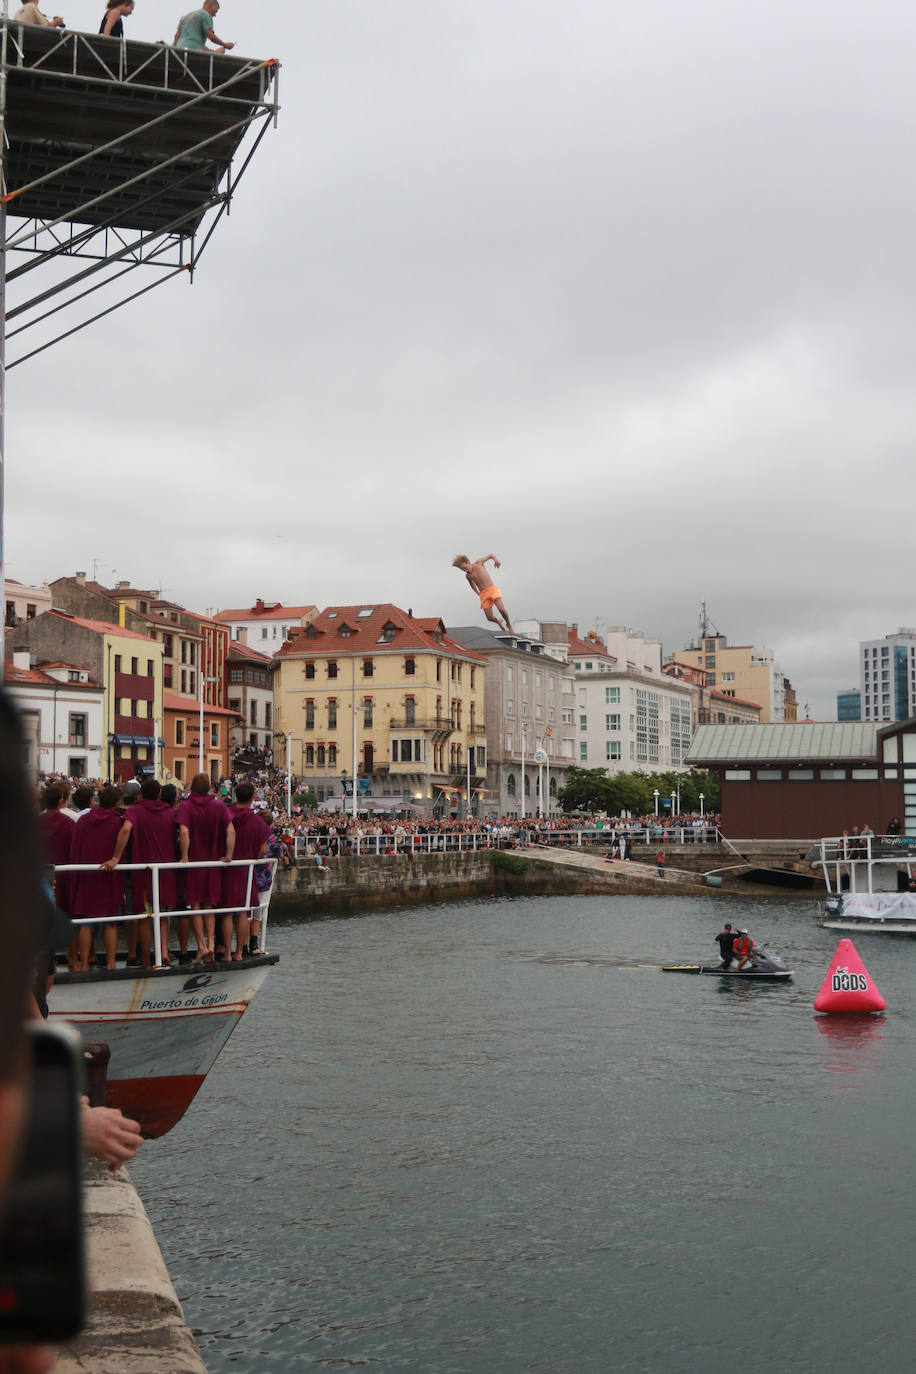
[733, 928, 756, 970]
[715, 923, 737, 969]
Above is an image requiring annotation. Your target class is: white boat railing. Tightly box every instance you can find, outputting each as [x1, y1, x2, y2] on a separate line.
[813, 834, 915, 897]
[52, 857, 277, 969]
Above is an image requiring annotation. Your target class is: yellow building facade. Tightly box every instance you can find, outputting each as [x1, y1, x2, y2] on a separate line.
[678, 635, 792, 724]
[273, 605, 487, 811]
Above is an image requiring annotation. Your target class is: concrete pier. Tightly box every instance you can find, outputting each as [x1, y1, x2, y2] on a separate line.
[55, 1163, 206, 1374]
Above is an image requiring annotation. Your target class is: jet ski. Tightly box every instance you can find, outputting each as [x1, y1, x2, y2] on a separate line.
[661, 947, 793, 981]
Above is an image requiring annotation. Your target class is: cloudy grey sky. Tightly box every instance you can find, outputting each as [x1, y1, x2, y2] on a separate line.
[6, 1, 915, 717]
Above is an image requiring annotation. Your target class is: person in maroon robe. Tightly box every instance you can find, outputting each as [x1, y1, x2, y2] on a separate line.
[38, 781, 77, 970]
[102, 777, 180, 967]
[69, 786, 125, 971]
[176, 773, 235, 964]
[221, 781, 270, 960]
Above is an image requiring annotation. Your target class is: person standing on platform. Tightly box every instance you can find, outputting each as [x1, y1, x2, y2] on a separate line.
[99, 0, 134, 37]
[69, 786, 126, 972]
[13, 3, 64, 26]
[174, 0, 234, 53]
[102, 778, 179, 967]
[177, 773, 235, 965]
[222, 781, 270, 960]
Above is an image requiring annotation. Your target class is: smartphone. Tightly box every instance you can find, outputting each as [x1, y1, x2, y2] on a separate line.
[0, 1022, 86, 1343]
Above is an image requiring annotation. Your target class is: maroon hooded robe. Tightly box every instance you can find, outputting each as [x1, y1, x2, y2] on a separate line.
[223, 806, 270, 910]
[175, 793, 233, 907]
[69, 807, 124, 919]
[126, 797, 180, 914]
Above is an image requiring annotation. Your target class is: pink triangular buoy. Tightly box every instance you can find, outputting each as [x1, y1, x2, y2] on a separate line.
[814, 938, 886, 1014]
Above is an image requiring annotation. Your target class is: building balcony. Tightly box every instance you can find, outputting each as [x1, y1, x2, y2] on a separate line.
[114, 672, 154, 701]
[388, 716, 456, 733]
[114, 716, 153, 737]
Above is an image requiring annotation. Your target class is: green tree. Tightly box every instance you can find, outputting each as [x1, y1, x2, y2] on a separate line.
[557, 767, 616, 814]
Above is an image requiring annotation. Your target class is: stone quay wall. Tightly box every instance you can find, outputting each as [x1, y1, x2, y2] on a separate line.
[266, 840, 822, 917]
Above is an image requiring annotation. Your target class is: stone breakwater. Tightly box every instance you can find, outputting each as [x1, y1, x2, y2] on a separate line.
[55, 1162, 206, 1374]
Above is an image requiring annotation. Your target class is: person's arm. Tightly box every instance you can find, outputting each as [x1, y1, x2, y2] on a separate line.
[178, 823, 190, 861]
[478, 554, 501, 568]
[103, 11, 119, 35]
[223, 821, 236, 863]
[204, 25, 234, 49]
[100, 818, 132, 871]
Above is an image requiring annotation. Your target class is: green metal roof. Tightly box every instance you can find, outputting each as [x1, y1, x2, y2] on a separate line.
[686, 722, 880, 765]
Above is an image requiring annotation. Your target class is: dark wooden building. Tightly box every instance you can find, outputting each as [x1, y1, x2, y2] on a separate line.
[686, 722, 915, 839]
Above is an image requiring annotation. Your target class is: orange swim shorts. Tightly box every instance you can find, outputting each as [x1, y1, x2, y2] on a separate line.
[480, 586, 502, 610]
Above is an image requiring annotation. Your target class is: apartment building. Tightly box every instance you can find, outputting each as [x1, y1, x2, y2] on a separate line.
[226, 642, 274, 757]
[214, 598, 316, 649]
[8, 610, 165, 783]
[5, 651, 103, 780]
[677, 633, 790, 723]
[859, 629, 916, 723]
[274, 605, 486, 811]
[446, 625, 574, 815]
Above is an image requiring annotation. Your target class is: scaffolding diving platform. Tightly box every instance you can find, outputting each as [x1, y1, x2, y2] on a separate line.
[0, 15, 280, 659]
[0, 18, 279, 364]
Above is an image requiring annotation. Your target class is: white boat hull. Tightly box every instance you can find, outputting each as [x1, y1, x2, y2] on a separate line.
[819, 891, 916, 936]
[49, 957, 277, 1136]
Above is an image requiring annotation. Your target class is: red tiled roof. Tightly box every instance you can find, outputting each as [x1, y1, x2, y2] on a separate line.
[710, 690, 760, 710]
[4, 662, 99, 688]
[163, 693, 237, 716]
[276, 604, 486, 662]
[47, 610, 164, 644]
[568, 629, 610, 658]
[214, 603, 316, 623]
[5, 664, 58, 685]
[227, 642, 274, 664]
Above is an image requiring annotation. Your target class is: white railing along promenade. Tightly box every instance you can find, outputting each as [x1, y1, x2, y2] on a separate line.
[292, 825, 723, 860]
[52, 857, 277, 968]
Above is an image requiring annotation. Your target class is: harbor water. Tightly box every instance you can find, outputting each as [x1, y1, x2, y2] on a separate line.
[132, 894, 916, 1372]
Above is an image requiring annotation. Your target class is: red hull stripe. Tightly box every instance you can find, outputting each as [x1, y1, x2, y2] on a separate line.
[62, 1005, 249, 1022]
[106, 1073, 206, 1139]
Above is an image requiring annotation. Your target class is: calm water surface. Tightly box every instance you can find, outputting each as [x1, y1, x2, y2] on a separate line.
[132, 894, 916, 1372]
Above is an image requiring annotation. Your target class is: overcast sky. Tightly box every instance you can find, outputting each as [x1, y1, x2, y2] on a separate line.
[6, 1, 916, 717]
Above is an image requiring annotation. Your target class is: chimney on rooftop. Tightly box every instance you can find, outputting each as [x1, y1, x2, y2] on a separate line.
[75, 572, 86, 584]
[254, 599, 265, 614]
[12, 650, 31, 670]
[115, 581, 129, 591]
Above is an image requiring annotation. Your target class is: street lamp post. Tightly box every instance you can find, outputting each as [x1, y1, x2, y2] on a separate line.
[197, 671, 218, 775]
[520, 728, 527, 819]
[653, 789, 659, 817]
[699, 792, 705, 818]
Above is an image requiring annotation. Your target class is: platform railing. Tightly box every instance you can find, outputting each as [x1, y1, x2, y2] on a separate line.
[52, 856, 277, 968]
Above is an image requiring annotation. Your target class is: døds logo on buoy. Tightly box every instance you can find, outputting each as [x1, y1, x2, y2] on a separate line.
[831, 966, 869, 993]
